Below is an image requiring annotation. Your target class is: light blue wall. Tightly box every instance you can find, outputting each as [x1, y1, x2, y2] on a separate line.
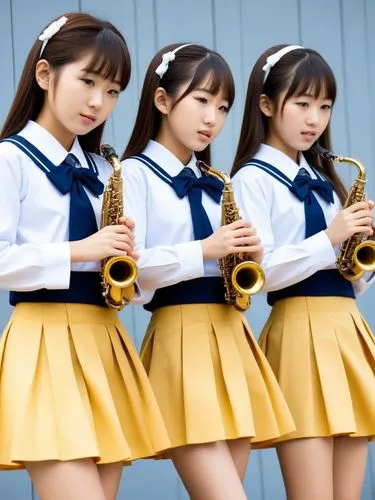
[0, 0, 374, 498]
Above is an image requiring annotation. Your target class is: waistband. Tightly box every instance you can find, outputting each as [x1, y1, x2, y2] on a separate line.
[267, 269, 355, 306]
[10, 272, 106, 307]
[144, 277, 226, 312]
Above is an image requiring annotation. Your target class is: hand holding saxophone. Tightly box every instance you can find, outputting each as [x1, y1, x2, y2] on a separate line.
[69, 220, 136, 263]
[240, 226, 264, 265]
[201, 220, 263, 262]
[325, 201, 374, 247]
[119, 216, 140, 260]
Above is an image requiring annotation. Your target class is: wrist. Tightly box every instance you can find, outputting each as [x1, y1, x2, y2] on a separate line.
[201, 238, 211, 260]
[325, 228, 339, 247]
[70, 241, 84, 263]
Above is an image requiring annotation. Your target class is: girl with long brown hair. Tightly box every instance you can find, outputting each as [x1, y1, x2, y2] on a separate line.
[231, 44, 375, 500]
[121, 43, 295, 500]
[0, 12, 169, 500]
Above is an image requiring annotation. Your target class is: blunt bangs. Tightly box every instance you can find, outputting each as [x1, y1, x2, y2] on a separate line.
[282, 53, 336, 108]
[178, 54, 235, 108]
[83, 28, 131, 89]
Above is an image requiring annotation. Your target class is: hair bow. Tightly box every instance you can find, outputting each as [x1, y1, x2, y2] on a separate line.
[155, 43, 193, 79]
[38, 16, 68, 57]
[155, 52, 176, 78]
[262, 45, 304, 83]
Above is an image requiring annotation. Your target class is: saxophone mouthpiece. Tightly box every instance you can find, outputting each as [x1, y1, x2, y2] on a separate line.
[101, 143, 117, 160]
[196, 160, 210, 174]
[312, 142, 337, 161]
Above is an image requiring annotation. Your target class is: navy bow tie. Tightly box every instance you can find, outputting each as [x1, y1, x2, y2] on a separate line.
[48, 154, 104, 197]
[171, 167, 223, 239]
[290, 167, 334, 238]
[47, 154, 104, 241]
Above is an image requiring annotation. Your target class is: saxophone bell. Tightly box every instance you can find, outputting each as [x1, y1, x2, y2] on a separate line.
[231, 260, 265, 310]
[354, 241, 375, 271]
[340, 240, 375, 282]
[104, 256, 139, 289]
[313, 143, 375, 281]
[100, 144, 138, 310]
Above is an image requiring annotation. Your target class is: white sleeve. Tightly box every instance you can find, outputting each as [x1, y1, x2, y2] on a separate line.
[233, 169, 337, 292]
[352, 272, 375, 296]
[124, 162, 204, 304]
[0, 151, 71, 291]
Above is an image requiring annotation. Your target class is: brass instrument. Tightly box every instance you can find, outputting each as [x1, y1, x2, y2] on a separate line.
[197, 160, 265, 310]
[100, 144, 138, 310]
[314, 144, 375, 281]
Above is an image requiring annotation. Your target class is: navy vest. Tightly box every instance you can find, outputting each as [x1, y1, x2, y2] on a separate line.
[244, 159, 355, 305]
[2, 135, 106, 307]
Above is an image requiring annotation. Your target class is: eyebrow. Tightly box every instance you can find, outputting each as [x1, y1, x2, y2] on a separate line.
[81, 69, 121, 86]
[298, 93, 332, 100]
[194, 87, 229, 101]
[194, 88, 212, 94]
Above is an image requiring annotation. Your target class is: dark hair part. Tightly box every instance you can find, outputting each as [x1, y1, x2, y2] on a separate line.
[1, 12, 131, 153]
[231, 44, 347, 204]
[122, 43, 235, 163]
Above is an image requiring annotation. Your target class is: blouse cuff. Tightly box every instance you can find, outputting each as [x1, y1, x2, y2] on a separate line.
[175, 240, 204, 280]
[303, 230, 337, 268]
[43, 242, 71, 289]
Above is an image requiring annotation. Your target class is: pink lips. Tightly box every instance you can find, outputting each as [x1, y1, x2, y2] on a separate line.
[301, 131, 316, 140]
[198, 130, 212, 141]
[80, 114, 96, 124]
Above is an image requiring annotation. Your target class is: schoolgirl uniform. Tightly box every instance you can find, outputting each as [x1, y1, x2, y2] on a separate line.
[122, 139, 295, 451]
[0, 120, 170, 470]
[232, 143, 375, 443]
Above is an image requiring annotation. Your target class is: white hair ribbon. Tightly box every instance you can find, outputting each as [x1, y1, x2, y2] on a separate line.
[38, 16, 68, 57]
[262, 45, 304, 83]
[155, 44, 193, 79]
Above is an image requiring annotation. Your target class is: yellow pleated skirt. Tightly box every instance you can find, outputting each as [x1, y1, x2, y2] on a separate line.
[0, 303, 171, 470]
[140, 303, 296, 451]
[259, 296, 375, 443]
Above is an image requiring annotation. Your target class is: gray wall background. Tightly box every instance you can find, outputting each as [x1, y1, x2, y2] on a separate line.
[0, 0, 374, 498]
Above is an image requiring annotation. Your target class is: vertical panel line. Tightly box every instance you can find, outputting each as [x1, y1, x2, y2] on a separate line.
[152, 0, 159, 49]
[211, 0, 217, 50]
[339, 0, 351, 157]
[133, 0, 141, 93]
[236, 0, 245, 154]
[296, 0, 302, 43]
[364, 0, 375, 172]
[369, 445, 375, 493]
[239, 0, 245, 93]
[259, 451, 266, 500]
[9, 0, 16, 93]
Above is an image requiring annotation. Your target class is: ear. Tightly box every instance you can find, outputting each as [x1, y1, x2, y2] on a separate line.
[35, 59, 52, 90]
[154, 87, 172, 115]
[259, 93, 274, 118]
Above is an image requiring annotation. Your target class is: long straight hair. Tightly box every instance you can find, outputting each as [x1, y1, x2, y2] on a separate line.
[231, 44, 347, 205]
[122, 43, 235, 164]
[1, 12, 131, 153]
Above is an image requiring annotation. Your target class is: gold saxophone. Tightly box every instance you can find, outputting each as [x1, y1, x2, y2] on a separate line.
[197, 160, 265, 310]
[100, 144, 138, 309]
[314, 144, 375, 281]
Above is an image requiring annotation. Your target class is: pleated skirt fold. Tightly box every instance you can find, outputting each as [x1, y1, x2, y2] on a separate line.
[0, 303, 170, 469]
[259, 296, 375, 442]
[141, 303, 295, 450]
